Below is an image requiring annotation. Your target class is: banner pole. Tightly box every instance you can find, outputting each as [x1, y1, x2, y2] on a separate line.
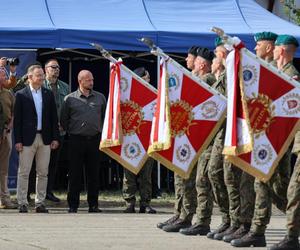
[157, 52, 161, 191]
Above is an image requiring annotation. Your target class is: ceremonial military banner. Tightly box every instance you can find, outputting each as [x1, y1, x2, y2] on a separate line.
[224, 44, 300, 182]
[148, 55, 227, 179]
[100, 62, 157, 174]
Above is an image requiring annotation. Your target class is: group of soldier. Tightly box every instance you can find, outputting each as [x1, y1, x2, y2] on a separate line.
[0, 31, 299, 249]
[156, 32, 300, 250]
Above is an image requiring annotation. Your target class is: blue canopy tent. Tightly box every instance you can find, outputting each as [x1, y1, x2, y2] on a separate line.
[3, 0, 300, 190]
[1, 0, 300, 56]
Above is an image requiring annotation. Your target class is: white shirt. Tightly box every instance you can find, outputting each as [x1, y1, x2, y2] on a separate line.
[29, 84, 43, 130]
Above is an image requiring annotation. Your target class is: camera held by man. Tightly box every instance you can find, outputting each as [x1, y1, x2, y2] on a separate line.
[0, 57, 19, 89]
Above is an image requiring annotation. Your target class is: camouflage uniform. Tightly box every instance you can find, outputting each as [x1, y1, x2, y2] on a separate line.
[283, 62, 300, 238]
[173, 173, 184, 216]
[172, 72, 216, 223]
[222, 67, 256, 228]
[286, 153, 300, 237]
[251, 62, 299, 234]
[173, 151, 197, 222]
[12, 74, 28, 93]
[123, 158, 154, 207]
[202, 72, 216, 86]
[224, 162, 255, 227]
[178, 166, 197, 221]
[0, 102, 4, 135]
[195, 71, 230, 226]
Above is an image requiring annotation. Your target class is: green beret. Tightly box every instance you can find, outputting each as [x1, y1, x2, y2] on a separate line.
[215, 37, 223, 47]
[197, 47, 214, 62]
[275, 35, 299, 47]
[254, 32, 278, 42]
[215, 36, 224, 47]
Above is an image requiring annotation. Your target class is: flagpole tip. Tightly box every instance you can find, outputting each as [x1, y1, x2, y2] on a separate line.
[211, 27, 224, 37]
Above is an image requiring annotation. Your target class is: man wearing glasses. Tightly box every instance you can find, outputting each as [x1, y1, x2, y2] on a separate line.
[44, 59, 69, 202]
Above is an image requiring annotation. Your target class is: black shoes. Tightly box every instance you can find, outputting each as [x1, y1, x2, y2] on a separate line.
[124, 204, 156, 213]
[162, 219, 192, 232]
[231, 232, 266, 247]
[19, 204, 28, 213]
[46, 193, 61, 203]
[35, 204, 49, 213]
[223, 223, 251, 243]
[88, 206, 102, 213]
[123, 204, 135, 213]
[68, 207, 78, 213]
[207, 222, 230, 239]
[157, 215, 179, 229]
[214, 225, 239, 240]
[139, 205, 156, 214]
[179, 223, 210, 236]
[269, 235, 300, 250]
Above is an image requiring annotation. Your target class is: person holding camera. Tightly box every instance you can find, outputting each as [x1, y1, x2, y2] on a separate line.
[0, 67, 17, 209]
[0, 57, 18, 89]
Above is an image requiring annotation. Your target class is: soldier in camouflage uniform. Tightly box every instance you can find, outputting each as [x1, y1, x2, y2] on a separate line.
[123, 67, 156, 214]
[162, 48, 216, 233]
[0, 102, 4, 140]
[12, 62, 43, 93]
[158, 46, 200, 232]
[231, 31, 289, 247]
[12, 74, 28, 93]
[212, 39, 256, 242]
[123, 158, 156, 213]
[193, 47, 216, 85]
[180, 42, 230, 237]
[268, 35, 300, 250]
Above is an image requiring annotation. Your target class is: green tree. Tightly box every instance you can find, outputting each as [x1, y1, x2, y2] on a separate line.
[282, 0, 300, 25]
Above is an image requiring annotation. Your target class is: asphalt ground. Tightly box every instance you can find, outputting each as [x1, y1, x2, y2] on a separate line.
[0, 204, 293, 250]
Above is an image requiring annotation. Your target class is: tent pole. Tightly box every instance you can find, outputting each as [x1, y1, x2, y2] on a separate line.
[68, 59, 72, 92]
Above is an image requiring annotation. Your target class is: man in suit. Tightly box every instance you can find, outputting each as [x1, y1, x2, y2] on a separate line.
[14, 64, 59, 213]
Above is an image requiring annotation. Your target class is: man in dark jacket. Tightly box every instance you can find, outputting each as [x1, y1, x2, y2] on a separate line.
[14, 65, 59, 213]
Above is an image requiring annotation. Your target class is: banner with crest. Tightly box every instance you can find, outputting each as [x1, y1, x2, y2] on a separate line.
[225, 46, 300, 182]
[148, 56, 227, 179]
[100, 62, 157, 174]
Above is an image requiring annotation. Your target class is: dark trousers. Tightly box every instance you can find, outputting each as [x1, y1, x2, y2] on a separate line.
[47, 136, 64, 195]
[67, 134, 101, 209]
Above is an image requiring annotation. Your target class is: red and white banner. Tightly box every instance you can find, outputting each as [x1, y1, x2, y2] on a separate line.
[148, 56, 227, 178]
[224, 45, 300, 182]
[101, 62, 122, 147]
[148, 58, 171, 152]
[223, 41, 253, 155]
[100, 62, 157, 174]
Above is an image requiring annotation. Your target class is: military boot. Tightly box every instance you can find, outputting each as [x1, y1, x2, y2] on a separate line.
[162, 218, 191, 233]
[157, 215, 179, 229]
[139, 205, 156, 214]
[207, 222, 230, 239]
[223, 223, 251, 243]
[214, 225, 239, 240]
[179, 223, 210, 236]
[269, 235, 300, 250]
[231, 232, 266, 247]
[123, 204, 135, 213]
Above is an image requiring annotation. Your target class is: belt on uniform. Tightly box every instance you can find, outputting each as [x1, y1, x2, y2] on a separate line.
[36, 130, 42, 134]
